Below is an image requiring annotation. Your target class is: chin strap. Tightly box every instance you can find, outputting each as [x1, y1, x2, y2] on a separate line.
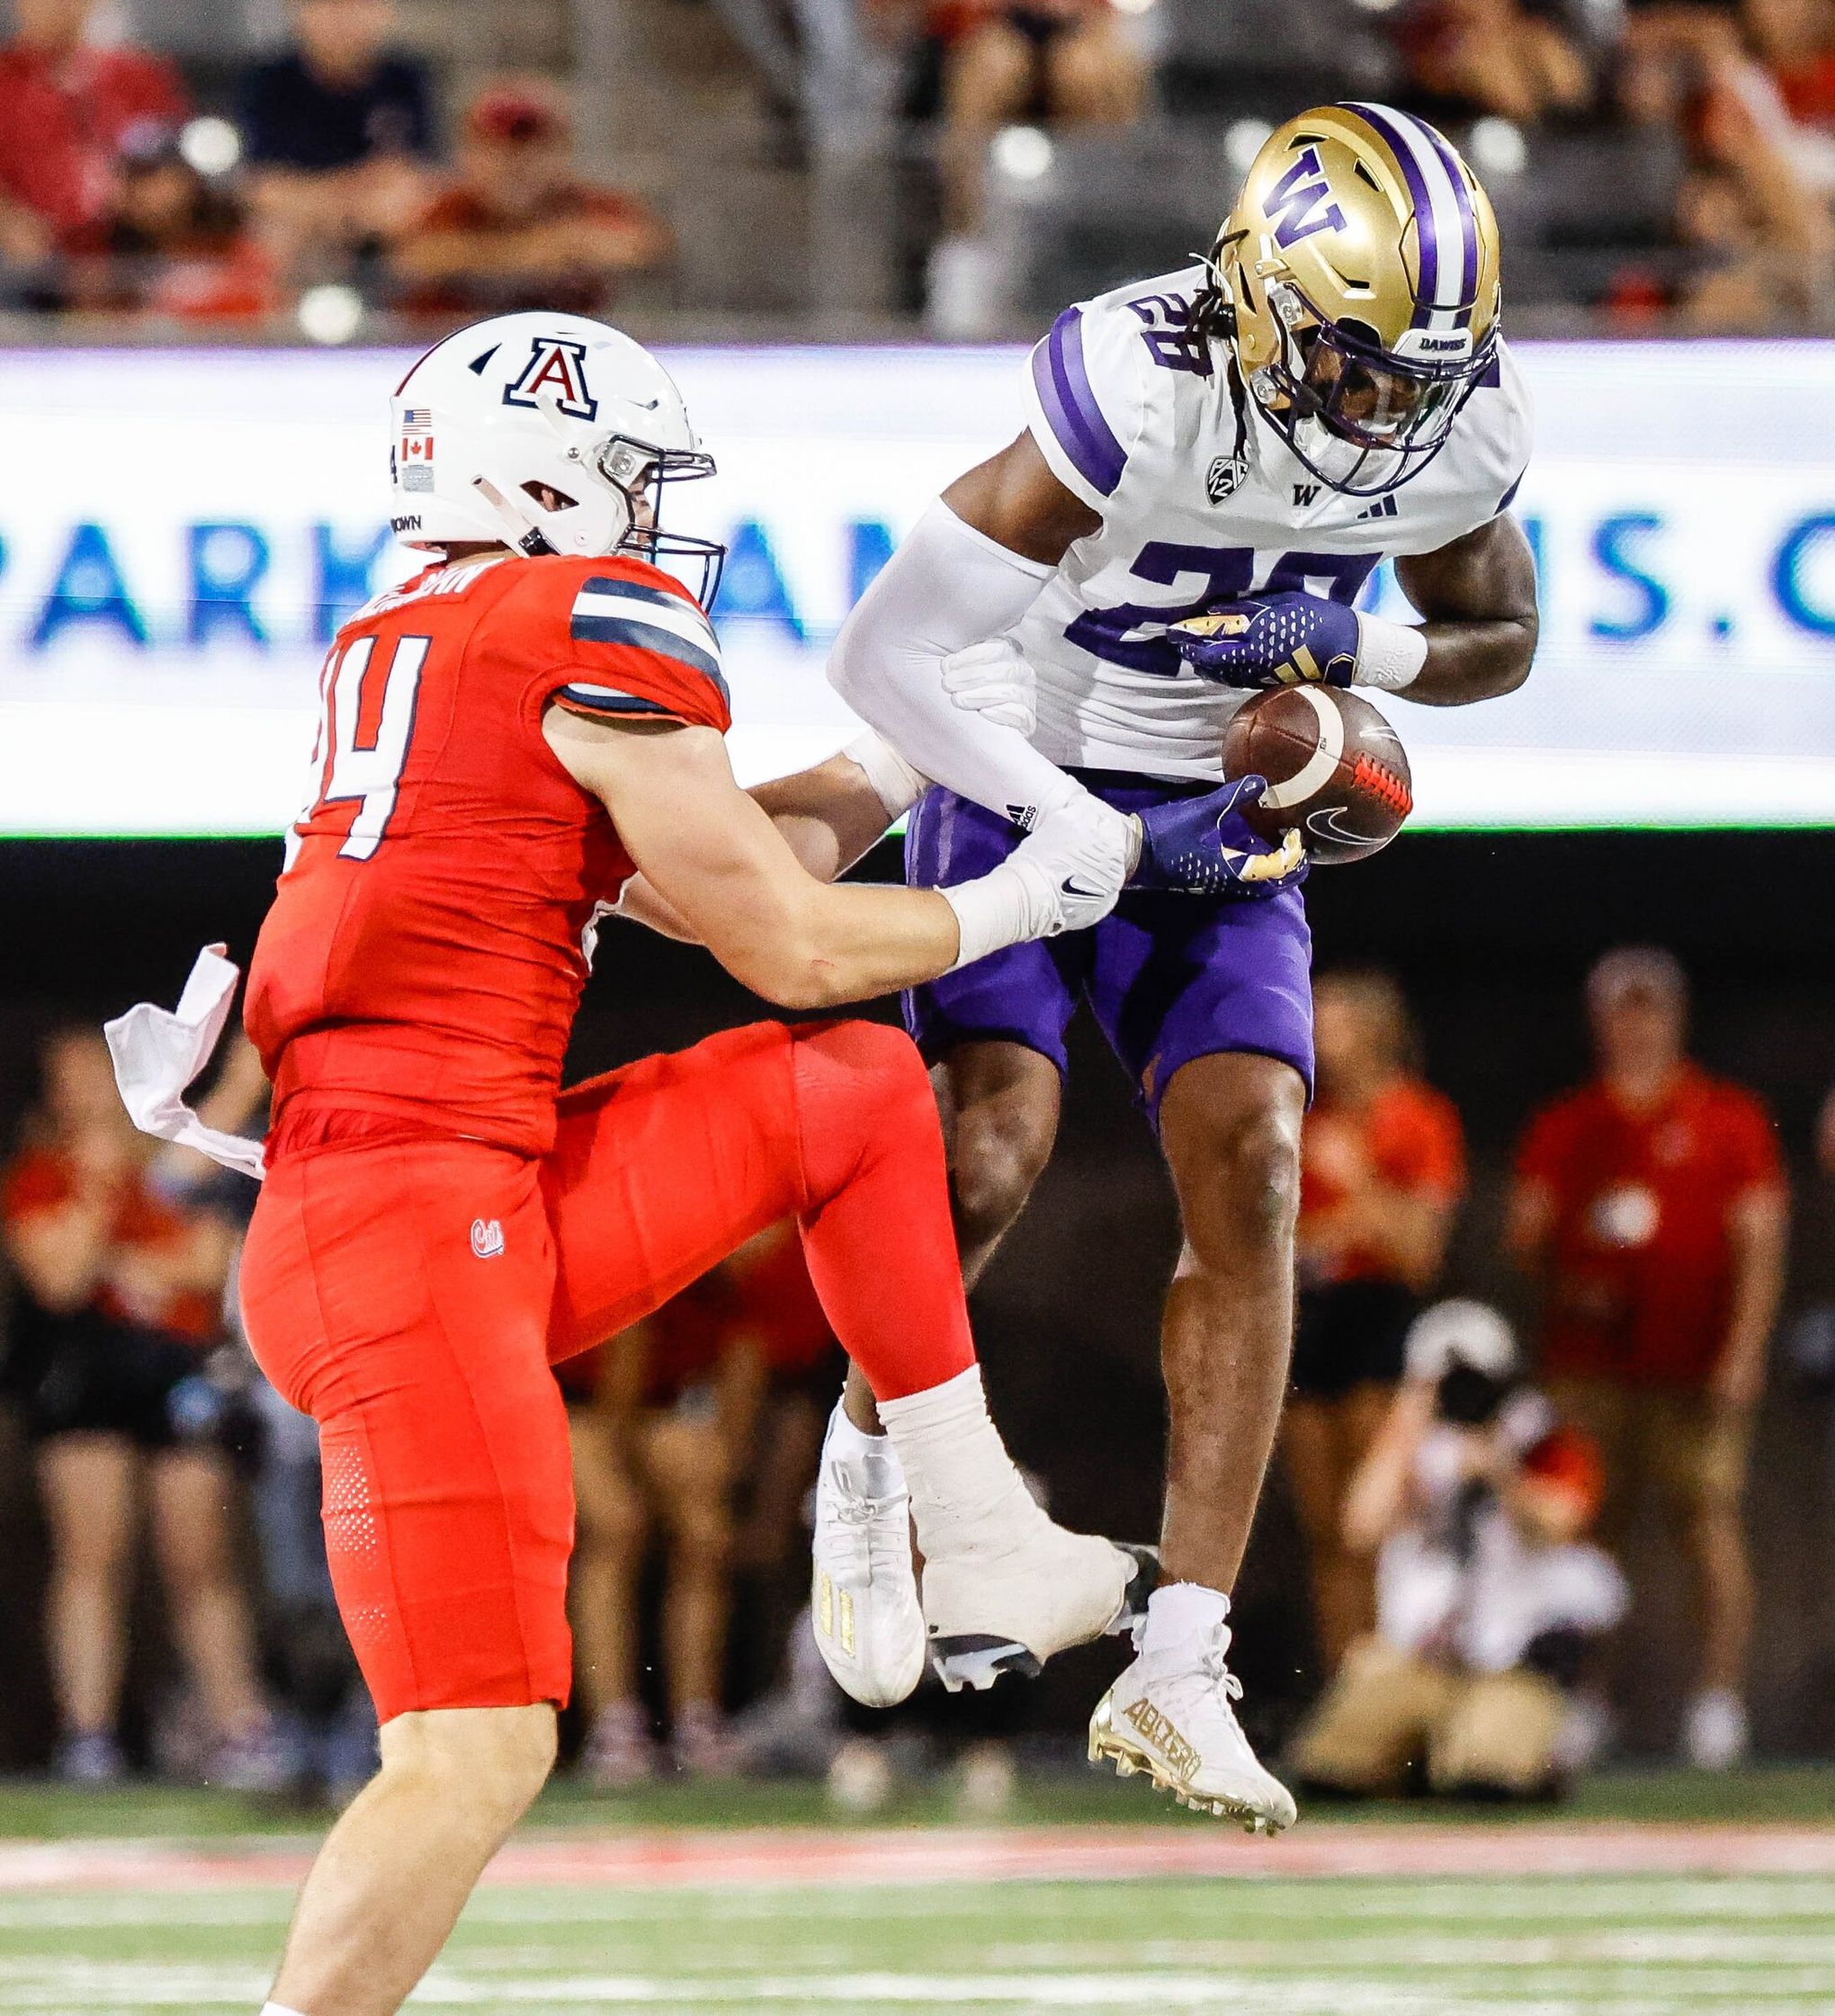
[470, 475, 557, 557]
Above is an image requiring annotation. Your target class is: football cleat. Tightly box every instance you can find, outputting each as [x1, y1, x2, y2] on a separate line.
[1089, 1617, 1297, 1834]
[810, 1411, 927, 1709]
[927, 1531, 1157, 1693]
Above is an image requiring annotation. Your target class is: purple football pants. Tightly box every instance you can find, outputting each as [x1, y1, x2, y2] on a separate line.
[904, 771, 1314, 1124]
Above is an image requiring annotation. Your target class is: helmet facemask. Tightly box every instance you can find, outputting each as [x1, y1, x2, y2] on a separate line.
[583, 431, 724, 608]
[1250, 280, 1493, 497]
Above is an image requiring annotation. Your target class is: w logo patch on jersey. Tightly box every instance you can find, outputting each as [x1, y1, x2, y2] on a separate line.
[1267, 147, 1346, 249]
[502, 336, 599, 421]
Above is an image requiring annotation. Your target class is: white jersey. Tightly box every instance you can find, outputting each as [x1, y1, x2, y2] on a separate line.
[1013, 266, 1534, 779]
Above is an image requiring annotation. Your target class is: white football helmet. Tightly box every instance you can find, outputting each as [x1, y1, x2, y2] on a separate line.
[389, 310, 725, 604]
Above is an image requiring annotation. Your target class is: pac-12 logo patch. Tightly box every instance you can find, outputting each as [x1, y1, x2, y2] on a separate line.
[502, 336, 599, 421]
[470, 1217, 506, 1259]
[1206, 455, 1248, 503]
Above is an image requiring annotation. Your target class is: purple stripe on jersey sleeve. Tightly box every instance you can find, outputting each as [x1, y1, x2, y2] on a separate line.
[1031, 307, 1127, 499]
[1343, 103, 1441, 329]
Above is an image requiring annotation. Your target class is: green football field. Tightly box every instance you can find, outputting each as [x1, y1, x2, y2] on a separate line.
[0, 1771, 1830, 2014]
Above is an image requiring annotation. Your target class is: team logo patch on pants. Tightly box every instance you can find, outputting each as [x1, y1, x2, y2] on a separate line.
[470, 1217, 506, 1259]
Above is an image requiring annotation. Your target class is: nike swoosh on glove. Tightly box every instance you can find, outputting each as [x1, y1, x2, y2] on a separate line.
[1005, 791, 1135, 933]
[1132, 777, 1306, 897]
[1171, 593, 1360, 690]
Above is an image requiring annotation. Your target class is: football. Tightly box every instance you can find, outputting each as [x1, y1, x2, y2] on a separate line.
[1221, 686, 1413, 865]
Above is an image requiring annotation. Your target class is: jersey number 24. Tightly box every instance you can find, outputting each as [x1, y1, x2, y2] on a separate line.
[286, 632, 429, 868]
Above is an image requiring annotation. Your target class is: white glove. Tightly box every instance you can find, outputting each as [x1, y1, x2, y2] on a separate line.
[940, 637, 1038, 737]
[1011, 792, 1134, 935]
[942, 789, 1135, 969]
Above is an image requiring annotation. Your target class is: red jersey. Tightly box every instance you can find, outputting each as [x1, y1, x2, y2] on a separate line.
[1300, 1079, 1465, 1286]
[1516, 1066, 1785, 1387]
[246, 551, 730, 1158]
[2, 1147, 218, 1342]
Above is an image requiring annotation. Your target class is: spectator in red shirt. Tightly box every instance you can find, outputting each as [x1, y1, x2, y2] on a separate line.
[0, 0, 188, 266]
[1509, 947, 1788, 1769]
[1, 1028, 273, 1787]
[389, 81, 670, 325]
[1285, 970, 1466, 1675]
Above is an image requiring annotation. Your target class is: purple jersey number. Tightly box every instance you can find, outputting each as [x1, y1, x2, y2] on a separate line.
[1064, 542, 1378, 677]
[1126, 291, 1213, 379]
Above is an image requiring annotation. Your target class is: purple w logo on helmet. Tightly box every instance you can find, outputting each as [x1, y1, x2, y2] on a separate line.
[1266, 148, 1346, 249]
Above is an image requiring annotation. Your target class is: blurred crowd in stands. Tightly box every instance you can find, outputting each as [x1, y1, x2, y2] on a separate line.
[0, 940, 1816, 1807]
[0, 0, 669, 329]
[3, 0, 1835, 335]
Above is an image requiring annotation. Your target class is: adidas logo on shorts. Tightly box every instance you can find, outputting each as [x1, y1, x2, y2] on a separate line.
[470, 1217, 506, 1259]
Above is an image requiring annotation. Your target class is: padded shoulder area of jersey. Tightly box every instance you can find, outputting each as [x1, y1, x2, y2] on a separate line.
[499, 554, 731, 731]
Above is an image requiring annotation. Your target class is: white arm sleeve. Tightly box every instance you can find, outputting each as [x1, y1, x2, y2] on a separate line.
[828, 498, 1085, 827]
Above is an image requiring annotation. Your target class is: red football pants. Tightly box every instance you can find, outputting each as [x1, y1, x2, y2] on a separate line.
[238, 1019, 972, 1722]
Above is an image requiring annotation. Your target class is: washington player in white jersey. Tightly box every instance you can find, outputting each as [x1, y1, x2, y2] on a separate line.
[812, 105, 1539, 1831]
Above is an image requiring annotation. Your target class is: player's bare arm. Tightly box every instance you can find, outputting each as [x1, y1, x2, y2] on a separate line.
[943, 429, 1100, 569]
[543, 707, 1126, 1008]
[1392, 512, 1539, 706]
[544, 709, 962, 1007]
[747, 748, 917, 883]
[615, 741, 921, 937]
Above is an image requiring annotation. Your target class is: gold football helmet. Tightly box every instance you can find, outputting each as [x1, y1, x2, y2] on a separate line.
[1204, 103, 1503, 497]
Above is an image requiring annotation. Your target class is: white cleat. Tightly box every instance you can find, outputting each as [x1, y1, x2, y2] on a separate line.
[1089, 1616, 1298, 1835]
[810, 1410, 927, 1708]
[926, 1522, 1156, 1694]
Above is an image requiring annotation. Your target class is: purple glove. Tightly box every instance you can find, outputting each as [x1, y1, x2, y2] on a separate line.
[1171, 592, 1360, 690]
[1132, 776, 1306, 897]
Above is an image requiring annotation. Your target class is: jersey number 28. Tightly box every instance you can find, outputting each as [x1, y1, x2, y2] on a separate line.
[1066, 543, 1377, 677]
[286, 632, 429, 868]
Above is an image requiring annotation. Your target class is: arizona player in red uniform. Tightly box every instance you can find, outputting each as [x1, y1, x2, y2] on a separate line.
[189, 312, 1246, 2016]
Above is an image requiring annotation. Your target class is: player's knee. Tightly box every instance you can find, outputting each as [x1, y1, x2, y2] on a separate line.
[382, 1704, 558, 1826]
[1177, 1100, 1302, 1259]
[793, 1020, 936, 1159]
[952, 1098, 1056, 1249]
[805, 1017, 927, 1093]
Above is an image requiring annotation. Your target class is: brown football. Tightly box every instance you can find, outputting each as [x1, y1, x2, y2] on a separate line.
[1221, 686, 1413, 865]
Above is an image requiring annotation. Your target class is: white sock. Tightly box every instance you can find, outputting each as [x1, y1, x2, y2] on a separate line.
[877, 1366, 1036, 1549]
[1141, 1581, 1231, 1656]
[825, 1397, 891, 1456]
[262, 2003, 311, 2016]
